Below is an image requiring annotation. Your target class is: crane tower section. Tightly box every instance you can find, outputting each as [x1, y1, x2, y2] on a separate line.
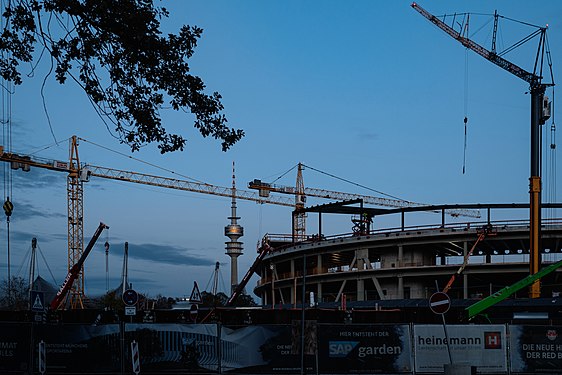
[411, 2, 554, 298]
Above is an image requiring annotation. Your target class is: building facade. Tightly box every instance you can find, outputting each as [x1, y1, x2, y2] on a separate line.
[254, 204, 562, 306]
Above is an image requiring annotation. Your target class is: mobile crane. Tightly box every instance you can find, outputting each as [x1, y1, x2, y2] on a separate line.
[442, 224, 496, 295]
[412, 2, 554, 297]
[50, 222, 109, 310]
[226, 241, 273, 307]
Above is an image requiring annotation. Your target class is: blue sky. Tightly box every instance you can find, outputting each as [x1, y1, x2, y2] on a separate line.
[0, 1, 560, 301]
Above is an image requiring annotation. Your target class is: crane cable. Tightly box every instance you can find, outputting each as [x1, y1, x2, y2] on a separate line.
[302, 164, 406, 201]
[544, 33, 557, 220]
[104, 229, 110, 294]
[78, 137, 207, 184]
[462, 14, 470, 175]
[463, 53, 469, 175]
[1, 0, 14, 303]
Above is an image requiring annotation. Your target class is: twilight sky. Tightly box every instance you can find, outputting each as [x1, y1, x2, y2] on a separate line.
[0, 0, 560, 301]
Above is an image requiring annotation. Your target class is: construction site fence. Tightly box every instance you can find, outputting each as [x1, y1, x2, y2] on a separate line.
[0, 321, 559, 374]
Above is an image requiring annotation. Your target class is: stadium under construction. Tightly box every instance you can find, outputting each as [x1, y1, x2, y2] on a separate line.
[244, 201, 562, 324]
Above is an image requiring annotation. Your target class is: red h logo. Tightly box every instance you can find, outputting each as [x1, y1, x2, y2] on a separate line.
[484, 332, 502, 349]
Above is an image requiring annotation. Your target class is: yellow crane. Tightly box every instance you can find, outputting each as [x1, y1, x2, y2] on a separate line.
[412, 2, 554, 297]
[2, 138, 480, 308]
[249, 163, 482, 239]
[0, 136, 294, 308]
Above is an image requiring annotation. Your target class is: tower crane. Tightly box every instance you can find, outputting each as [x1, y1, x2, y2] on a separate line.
[0, 137, 477, 308]
[412, 2, 554, 298]
[0, 136, 295, 308]
[249, 162, 482, 238]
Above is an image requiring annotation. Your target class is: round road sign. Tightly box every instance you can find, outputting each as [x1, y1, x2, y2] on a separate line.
[123, 289, 139, 306]
[429, 292, 451, 314]
[190, 303, 198, 321]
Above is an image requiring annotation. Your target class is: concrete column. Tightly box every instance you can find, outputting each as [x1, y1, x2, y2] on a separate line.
[292, 277, 296, 306]
[398, 275, 404, 299]
[290, 259, 296, 304]
[398, 245, 403, 267]
[291, 259, 295, 277]
[271, 267, 276, 307]
[357, 279, 365, 301]
[356, 249, 368, 301]
[316, 255, 323, 302]
[356, 248, 368, 270]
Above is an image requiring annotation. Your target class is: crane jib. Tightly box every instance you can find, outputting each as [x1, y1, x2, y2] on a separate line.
[411, 2, 539, 85]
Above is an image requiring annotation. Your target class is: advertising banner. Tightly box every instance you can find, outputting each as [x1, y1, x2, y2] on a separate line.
[510, 325, 562, 373]
[35, 323, 120, 373]
[221, 324, 315, 373]
[317, 324, 412, 374]
[414, 324, 507, 373]
[126, 323, 218, 373]
[0, 323, 31, 373]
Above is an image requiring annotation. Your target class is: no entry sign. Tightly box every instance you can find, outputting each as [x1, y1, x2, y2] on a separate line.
[429, 292, 451, 314]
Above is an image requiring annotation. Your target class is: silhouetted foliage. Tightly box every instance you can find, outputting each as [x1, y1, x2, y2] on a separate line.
[233, 292, 257, 307]
[154, 294, 174, 309]
[1, 0, 244, 153]
[0, 276, 29, 310]
[94, 289, 125, 310]
[201, 291, 228, 307]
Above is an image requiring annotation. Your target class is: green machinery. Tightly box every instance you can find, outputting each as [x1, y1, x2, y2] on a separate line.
[466, 258, 562, 320]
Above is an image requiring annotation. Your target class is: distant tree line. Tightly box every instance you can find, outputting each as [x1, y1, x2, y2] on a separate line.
[0, 276, 257, 311]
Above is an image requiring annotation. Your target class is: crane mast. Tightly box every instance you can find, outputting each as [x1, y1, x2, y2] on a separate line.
[293, 163, 306, 241]
[67, 137, 85, 308]
[412, 2, 553, 298]
[0, 137, 295, 309]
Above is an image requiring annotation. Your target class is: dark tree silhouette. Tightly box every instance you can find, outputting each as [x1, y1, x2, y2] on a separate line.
[0, 276, 29, 309]
[1, 0, 244, 153]
[201, 291, 228, 307]
[234, 292, 257, 307]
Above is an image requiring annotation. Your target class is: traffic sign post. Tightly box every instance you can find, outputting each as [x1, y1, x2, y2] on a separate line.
[190, 303, 198, 322]
[31, 291, 45, 312]
[429, 292, 451, 315]
[429, 291, 453, 365]
[189, 282, 202, 304]
[125, 306, 137, 316]
[122, 289, 139, 306]
[131, 340, 140, 375]
[38, 340, 46, 375]
[123, 289, 139, 322]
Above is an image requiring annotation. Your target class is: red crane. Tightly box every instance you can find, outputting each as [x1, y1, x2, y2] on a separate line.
[50, 222, 109, 310]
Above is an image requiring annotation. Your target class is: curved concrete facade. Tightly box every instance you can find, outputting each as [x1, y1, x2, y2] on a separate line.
[254, 213, 562, 306]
